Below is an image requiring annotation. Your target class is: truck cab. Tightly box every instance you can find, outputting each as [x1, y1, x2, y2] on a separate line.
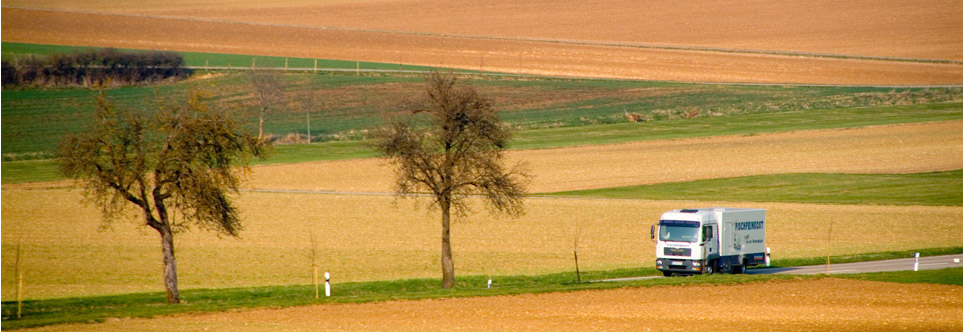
[651, 208, 766, 276]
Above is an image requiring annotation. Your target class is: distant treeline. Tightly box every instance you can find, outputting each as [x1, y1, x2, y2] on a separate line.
[2, 48, 192, 88]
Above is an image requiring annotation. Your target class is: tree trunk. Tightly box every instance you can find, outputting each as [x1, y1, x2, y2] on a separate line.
[159, 224, 180, 304]
[258, 108, 265, 141]
[440, 198, 455, 289]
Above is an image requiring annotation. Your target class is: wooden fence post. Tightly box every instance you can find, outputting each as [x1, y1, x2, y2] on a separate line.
[16, 243, 23, 319]
[573, 231, 582, 283]
[825, 219, 833, 274]
[313, 266, 319, 299]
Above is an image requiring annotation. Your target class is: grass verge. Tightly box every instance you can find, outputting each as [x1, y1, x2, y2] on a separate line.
[1, 248, 958, 330]
[541, 170, 963, 206]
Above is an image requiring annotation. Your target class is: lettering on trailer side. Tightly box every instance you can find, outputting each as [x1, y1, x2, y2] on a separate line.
[733, 221, 764, 231]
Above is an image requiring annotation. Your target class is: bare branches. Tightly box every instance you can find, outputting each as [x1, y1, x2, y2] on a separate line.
[370, 71, 529, 288]
[60, 89, 267, 234]
[246, 63, 285, 140]
[58, 88, 269, 303]
[296, 89, 320, 143]
[371, 72, 527, 216]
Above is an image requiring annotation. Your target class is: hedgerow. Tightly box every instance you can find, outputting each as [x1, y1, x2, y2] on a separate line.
[2, 48, 191, 88]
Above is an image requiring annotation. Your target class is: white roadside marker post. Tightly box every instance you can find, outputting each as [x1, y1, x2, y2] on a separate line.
[487, 279, 492, 289]
[765, 247, 771, 267]
[913, 253, 919, 271]
[325, 272, 331, 297]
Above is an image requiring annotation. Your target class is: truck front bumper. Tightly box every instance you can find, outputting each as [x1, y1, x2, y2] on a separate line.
[656, 258, 704, 274]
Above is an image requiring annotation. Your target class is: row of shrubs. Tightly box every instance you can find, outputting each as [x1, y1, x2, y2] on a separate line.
[2, 48, 192, 88]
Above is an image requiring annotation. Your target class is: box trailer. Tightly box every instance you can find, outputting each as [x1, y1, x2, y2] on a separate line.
[650, 208, 767, 276]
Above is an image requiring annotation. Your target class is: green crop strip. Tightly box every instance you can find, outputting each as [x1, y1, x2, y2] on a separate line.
[1, 42, 448, 72]
[541, 171, 963, 206]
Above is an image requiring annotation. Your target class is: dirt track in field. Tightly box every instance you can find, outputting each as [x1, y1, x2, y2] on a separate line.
[2, 5, 961, 85]
[246, 121, 963, 194]
[25, 279, 963, 331]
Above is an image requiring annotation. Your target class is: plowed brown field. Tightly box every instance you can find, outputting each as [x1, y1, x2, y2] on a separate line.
[24, 279, 963, 331]
[2, 2, 961, 84]
[246, 121, 963, 194]
[7, 0, 961, 61]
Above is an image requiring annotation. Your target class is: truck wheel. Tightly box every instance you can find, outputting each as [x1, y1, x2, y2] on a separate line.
[704, 264, 715, 275]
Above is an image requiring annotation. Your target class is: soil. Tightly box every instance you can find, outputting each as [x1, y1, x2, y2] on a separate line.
[7, 0, 961, 61]
[24, 279, 963, 331]
[1, 7, 960, 85]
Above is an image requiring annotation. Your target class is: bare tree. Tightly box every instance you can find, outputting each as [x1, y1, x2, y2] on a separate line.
[58, 89, 268, 304]
[371, 72, 529, 289]
[247, 63, 284, 140]
[297, 90, 319, 143]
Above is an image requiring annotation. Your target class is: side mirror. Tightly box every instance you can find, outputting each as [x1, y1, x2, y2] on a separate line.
[650, 225, 655, 240]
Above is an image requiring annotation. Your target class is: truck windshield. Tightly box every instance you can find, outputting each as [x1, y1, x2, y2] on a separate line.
[659, 220, 700, 242]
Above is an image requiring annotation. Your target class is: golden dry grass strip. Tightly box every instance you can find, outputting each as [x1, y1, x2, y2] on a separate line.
[2, 122, 960, 300]
[1, 7, 960, 85]
[2, 188, 960, 300]
[246, 121, 963, 194]
[23, 279, 963, 331]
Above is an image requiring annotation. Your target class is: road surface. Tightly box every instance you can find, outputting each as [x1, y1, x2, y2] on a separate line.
[748, 253, 963, 275]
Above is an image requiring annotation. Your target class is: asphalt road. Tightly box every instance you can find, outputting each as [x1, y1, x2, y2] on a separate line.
[747, 254, 963, 275]
[596, 254, 962, 283]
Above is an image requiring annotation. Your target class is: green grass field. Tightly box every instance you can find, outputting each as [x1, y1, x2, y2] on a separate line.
[508, 102, 962, 149]
[3, 43, 961, 164]
[542, 170, 964, 206]
[4, 101, 962, 184]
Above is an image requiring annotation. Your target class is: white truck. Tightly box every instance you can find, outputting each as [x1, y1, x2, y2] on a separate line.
[649, 208, 767, 276]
